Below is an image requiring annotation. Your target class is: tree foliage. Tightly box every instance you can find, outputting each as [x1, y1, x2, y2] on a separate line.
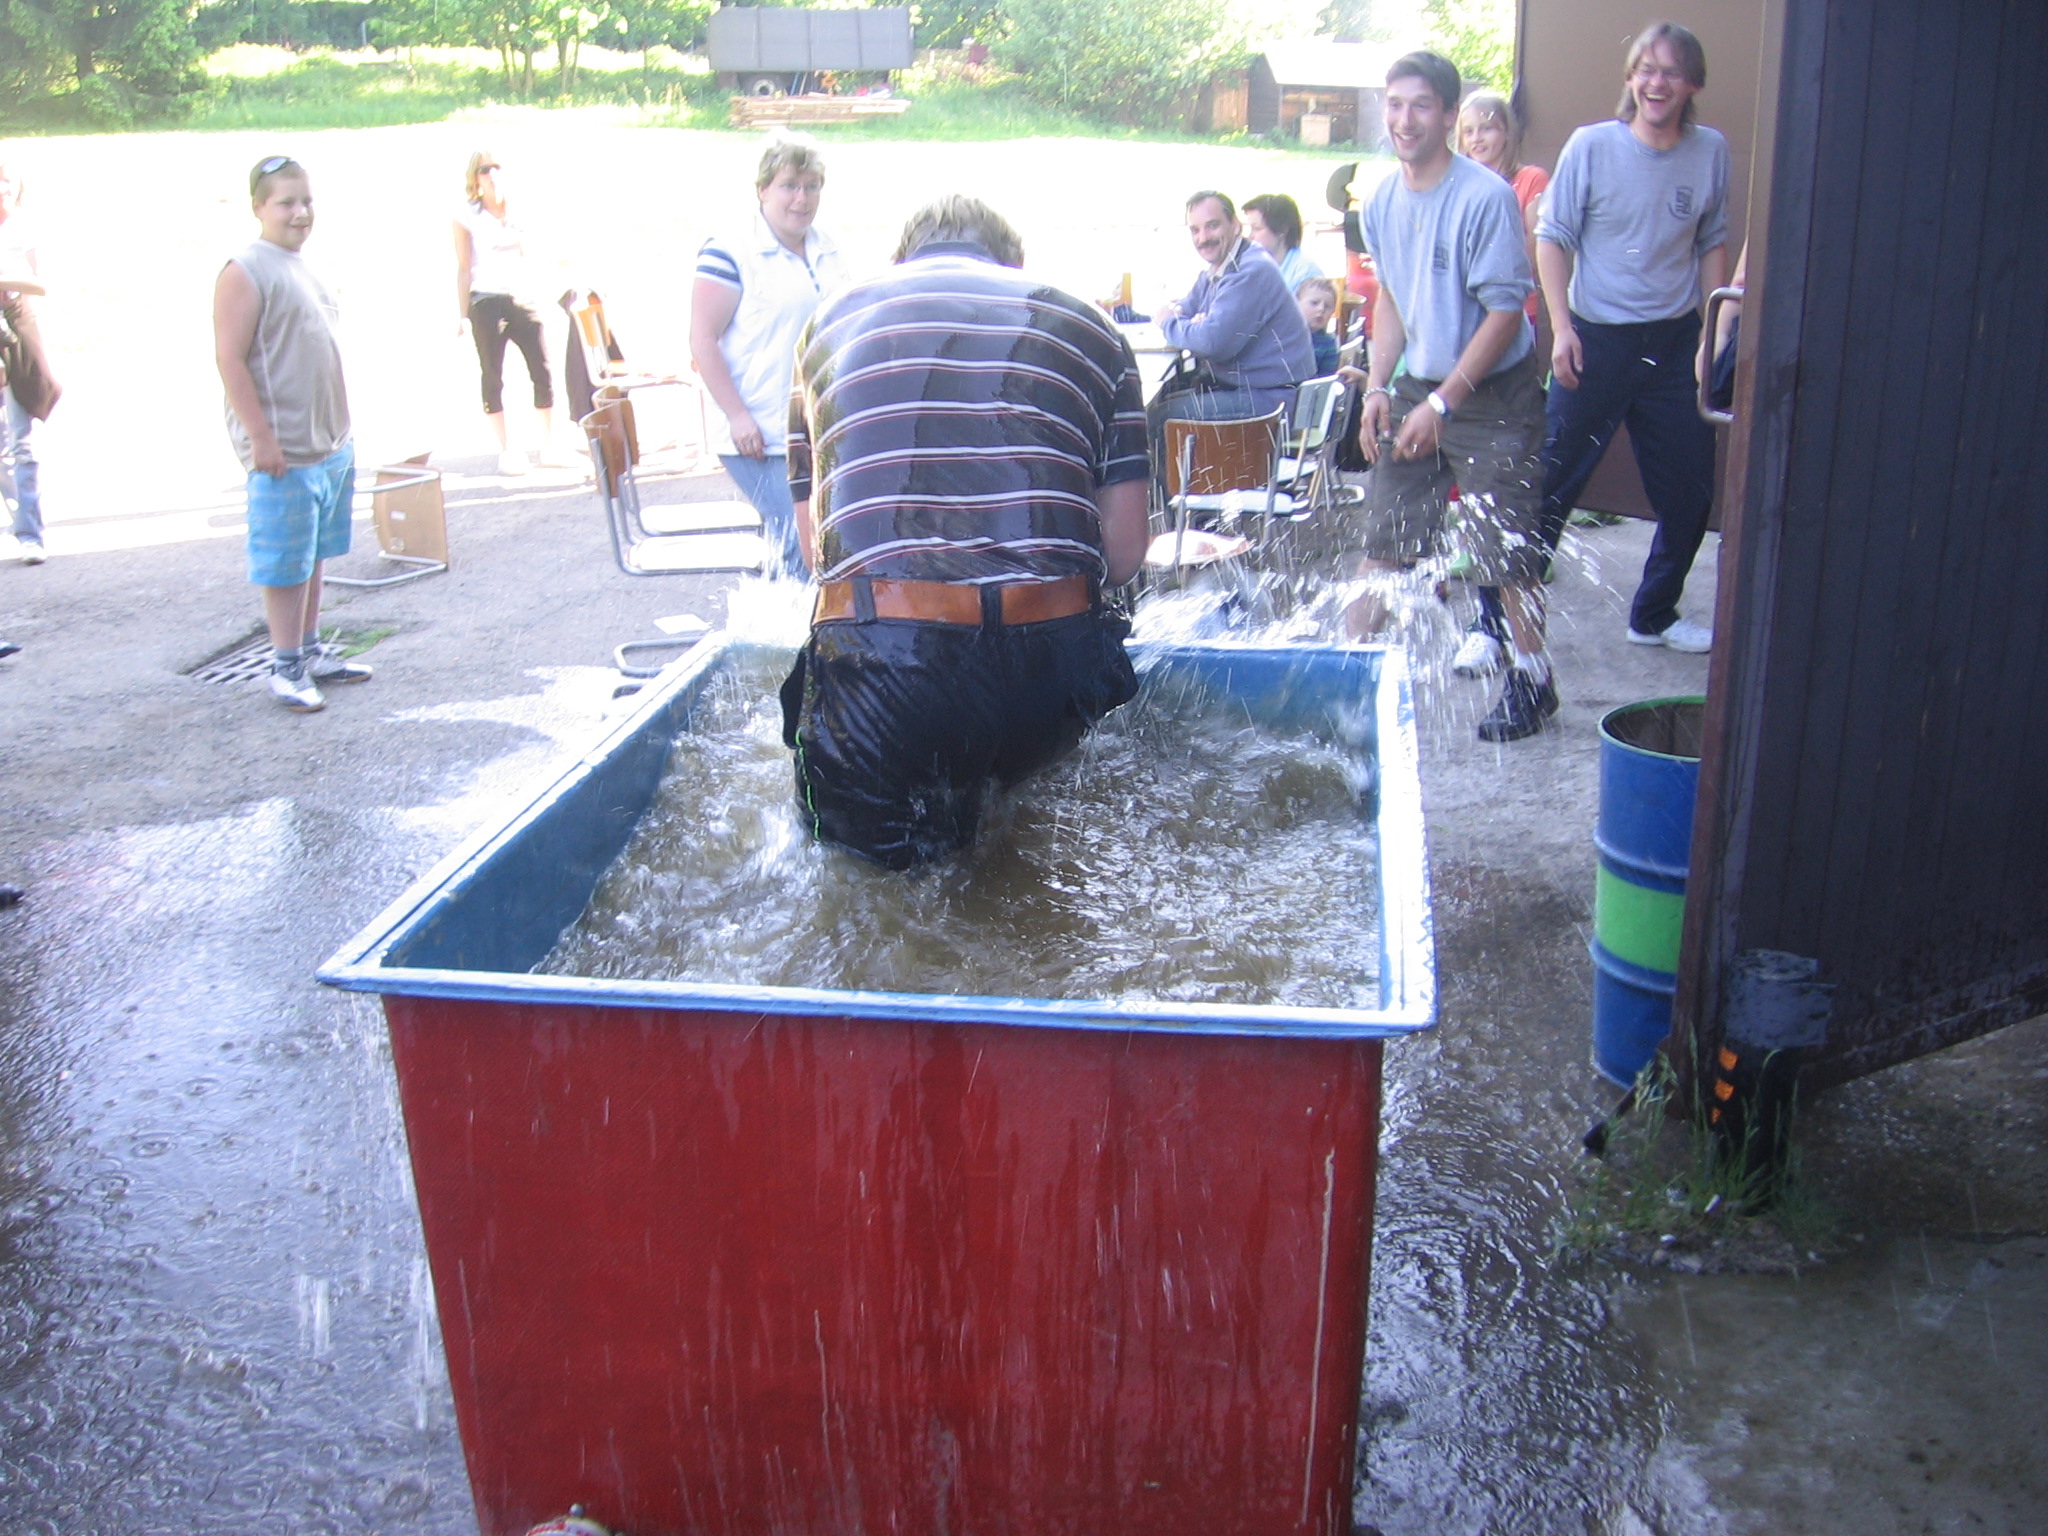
[374, 0, 707, 96]
[1, 0, 205, 121]
[999, 0, 1246, 128]
[909, 0, 1004, 50]
[1423, 0, 1514, 92]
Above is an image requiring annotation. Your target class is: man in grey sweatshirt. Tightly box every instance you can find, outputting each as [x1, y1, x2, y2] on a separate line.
[1147, 191, 1315, 457]
[1536, 21, 1730, 653]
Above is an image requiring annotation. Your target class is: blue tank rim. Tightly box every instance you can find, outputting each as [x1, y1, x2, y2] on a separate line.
[315, 633, 1438, 1043]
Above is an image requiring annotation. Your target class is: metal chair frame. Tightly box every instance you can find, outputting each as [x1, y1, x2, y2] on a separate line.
[1276, 374, 1363, 521]
[582, 395, 766, 578]
[327, 455, 448, 589]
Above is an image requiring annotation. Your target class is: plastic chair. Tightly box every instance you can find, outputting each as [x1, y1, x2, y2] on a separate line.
[581, 395, 766, 577]
[1144, 407, 1288, 577]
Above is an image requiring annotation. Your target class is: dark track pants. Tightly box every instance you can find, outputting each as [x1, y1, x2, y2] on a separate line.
[1540, 311, 1716, 637]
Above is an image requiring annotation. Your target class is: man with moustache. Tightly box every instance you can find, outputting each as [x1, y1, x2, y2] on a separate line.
[1147, 190, 1315, 451]
[1537, 21, 1730, 653]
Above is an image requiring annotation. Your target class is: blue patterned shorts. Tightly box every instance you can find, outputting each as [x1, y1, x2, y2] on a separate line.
[246, 443, 356, 587]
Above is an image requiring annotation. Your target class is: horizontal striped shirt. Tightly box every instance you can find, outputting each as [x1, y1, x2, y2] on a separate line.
[789, 243, 1148, 584]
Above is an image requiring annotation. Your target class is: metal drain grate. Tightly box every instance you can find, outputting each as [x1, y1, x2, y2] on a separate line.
[188, 634, 277, 685]
[186, 628, 388, 686]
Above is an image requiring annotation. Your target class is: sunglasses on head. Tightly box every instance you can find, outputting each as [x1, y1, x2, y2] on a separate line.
[258, 155, 296, 175]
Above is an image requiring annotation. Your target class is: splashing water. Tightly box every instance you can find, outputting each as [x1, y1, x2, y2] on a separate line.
[544, 653, 1381, 1007]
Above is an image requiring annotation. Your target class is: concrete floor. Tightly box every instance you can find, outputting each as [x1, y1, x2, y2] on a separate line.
[1, 465, 2042, 1533]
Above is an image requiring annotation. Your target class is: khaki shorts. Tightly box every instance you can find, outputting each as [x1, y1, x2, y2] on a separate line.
[1356, 351, 1547, 585]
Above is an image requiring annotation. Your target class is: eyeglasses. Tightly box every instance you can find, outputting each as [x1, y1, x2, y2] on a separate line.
[1631, 65, 1690, 85]
[478, 164, 501, 174]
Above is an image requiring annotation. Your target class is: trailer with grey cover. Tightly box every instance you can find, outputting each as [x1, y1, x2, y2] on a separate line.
[708, 6, 915, 97]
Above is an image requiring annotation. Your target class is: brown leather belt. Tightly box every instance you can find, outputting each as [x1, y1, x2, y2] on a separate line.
[813, 575, 1094, 627]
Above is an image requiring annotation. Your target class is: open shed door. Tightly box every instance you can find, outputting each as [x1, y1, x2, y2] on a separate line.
[1674, 0, 2048, 1091]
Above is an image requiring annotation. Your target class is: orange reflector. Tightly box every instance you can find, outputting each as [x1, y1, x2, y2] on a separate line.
[1713, 1078, 1735, 1101]
[1718, 1046, 1739, 1071]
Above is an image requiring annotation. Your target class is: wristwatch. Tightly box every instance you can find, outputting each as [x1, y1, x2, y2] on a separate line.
[1426, 390, 1453, 420]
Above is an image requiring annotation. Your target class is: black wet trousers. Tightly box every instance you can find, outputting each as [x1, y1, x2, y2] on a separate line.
[780, 609, 1137, 871]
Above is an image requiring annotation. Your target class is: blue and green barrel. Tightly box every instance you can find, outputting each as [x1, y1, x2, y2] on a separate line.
[1591, 697, 1705, 1086]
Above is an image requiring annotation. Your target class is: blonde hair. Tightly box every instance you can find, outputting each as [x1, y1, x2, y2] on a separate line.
[1458, 90, 1523, 176]
[463, 150, 499, 206]
[756, 133, 826, 192]
[893, 195, 1024, 267]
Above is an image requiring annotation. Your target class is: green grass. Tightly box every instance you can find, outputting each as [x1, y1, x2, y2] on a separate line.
[187, 48, 722, 131]
[1556, 1057, 1842, 1273]
[21, 45, 1371, 155]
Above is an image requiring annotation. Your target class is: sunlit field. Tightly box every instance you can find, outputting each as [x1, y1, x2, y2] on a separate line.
[10, 116, 1387, 541]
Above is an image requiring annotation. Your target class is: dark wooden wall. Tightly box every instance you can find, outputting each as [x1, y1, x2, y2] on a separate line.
[1675, 0, 2048, 1089]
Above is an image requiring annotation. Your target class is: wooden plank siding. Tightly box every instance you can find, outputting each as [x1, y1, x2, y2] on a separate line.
[1674, 0, 2048, 1092]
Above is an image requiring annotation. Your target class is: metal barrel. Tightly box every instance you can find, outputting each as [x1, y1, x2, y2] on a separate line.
[1590, 697, 1705, 1086]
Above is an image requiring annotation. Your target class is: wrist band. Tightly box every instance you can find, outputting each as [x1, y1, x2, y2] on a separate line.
[1426, 389, 1453, 420]
[1365, 384, 1393, 400]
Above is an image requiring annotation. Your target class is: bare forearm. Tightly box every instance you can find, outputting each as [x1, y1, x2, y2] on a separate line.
[217, 353, 280, 460]
[1438, 310, 1523, 411]
[689, 315, 752, 421]
[1697, 243, 1730, 314]
[1366, 285, 1404, 387]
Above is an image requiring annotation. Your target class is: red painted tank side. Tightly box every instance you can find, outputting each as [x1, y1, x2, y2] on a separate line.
[385, 995, 1383, 1536]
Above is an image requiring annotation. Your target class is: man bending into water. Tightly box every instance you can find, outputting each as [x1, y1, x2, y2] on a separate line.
[780, 196, 1150, 869]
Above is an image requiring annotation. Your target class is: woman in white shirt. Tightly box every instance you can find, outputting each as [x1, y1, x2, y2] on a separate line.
[454, 152, 567, 476]
[689, 135, 846, 579]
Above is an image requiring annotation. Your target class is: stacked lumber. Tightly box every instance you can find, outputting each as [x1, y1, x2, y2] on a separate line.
[728, 95, 913, 128]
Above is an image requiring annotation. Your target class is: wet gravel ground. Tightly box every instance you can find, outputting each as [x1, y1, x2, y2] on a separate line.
[4, 495, 2041, 1533]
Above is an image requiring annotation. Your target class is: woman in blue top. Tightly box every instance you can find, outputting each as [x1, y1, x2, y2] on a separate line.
[1241, 193, 1325, 292]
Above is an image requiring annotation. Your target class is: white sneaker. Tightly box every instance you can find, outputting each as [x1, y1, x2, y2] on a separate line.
[268, 664, 325, 713]
[1451, 629, 1506, 678]
[536, 444, 581, 469]
[1627, 617, 1713, 653]
[307, 642, 373, 684]
[497, 449, 529, 477]
[15, 538, 45, 565]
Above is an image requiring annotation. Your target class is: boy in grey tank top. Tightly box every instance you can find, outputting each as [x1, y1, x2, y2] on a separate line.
[213, 155, 370, 713]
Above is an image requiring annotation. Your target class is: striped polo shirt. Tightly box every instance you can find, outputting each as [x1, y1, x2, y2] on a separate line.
[788, 241, 1148, 585]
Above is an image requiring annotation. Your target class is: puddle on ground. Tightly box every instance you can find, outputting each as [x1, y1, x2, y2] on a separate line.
[1, 554, 1955, 1535]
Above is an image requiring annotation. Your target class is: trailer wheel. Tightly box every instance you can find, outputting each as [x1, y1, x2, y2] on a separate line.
[741, 74, 786, 98]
